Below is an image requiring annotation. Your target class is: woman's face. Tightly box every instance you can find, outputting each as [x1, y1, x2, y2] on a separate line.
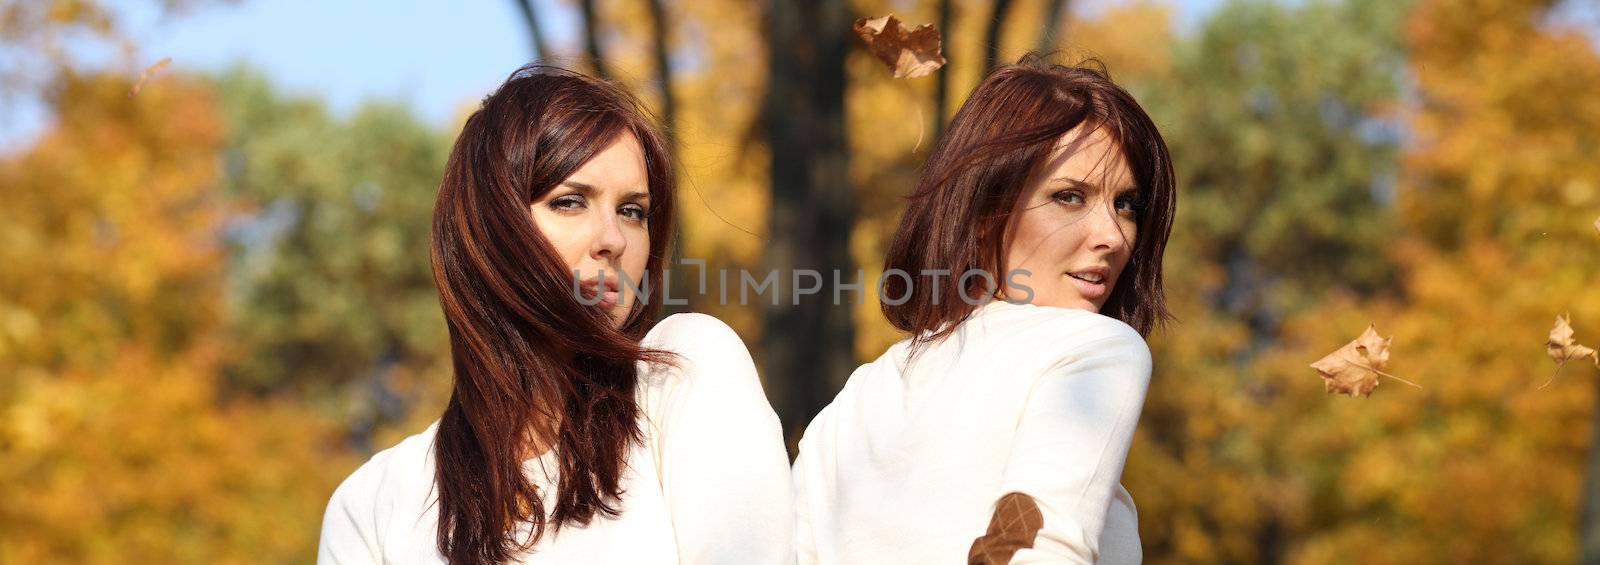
[529, 132, 652, 326]
[1000, 125, 1140, 312]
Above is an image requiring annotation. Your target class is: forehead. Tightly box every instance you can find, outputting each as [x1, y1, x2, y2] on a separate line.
[1037, 124, 1133, 187]
[565, 131, 648, 191]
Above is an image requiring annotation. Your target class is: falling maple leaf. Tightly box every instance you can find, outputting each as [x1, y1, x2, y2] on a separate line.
[128, 57, 172, 98]
[1539, 314, 1599, 389]
[853, 15, 947, 79]
[1311, 324, 1423, 397]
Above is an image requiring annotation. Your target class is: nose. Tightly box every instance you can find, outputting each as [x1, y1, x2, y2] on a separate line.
[1088, 202, 1131, 252]
[591, 209, 627, 260]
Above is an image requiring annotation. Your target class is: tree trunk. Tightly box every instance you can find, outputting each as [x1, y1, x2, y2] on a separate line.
[761, 0, 856, 448]
[645, 0, 675, 140]
[934, 0, 952, 140]
[983, 0, 1015, 74]
[511, 0, 551, 60]
[1035, 0, 1071, 53]
[578, 0, 609, 78]
[645, 0, 692, 316]
[1581, 388, 1600, 563]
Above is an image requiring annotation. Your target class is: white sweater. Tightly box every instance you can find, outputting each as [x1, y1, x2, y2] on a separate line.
[793, 300, 1151, 564]
[317, 313, 794, 564]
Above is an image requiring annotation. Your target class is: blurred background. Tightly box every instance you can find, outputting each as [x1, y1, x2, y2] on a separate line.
[3, 0, 1599, 562]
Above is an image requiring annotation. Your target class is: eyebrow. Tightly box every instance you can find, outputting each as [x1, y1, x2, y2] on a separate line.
[560, 181, 650, 202]
[1050, 177, 1139, 194]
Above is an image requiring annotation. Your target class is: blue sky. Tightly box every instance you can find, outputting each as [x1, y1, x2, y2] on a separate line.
[0, 0, 1224, 151]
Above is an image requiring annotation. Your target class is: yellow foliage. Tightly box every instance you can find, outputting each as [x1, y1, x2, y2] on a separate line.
[4, 0, 1597, 561]
[0, 72, 348, 562]
[1067, 2, 1174, 78]
[2, 345, 349, 563]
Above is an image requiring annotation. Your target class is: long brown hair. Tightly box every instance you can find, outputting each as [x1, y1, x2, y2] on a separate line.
[882, 54, 1176, 343]
[429, 64, 676, 563]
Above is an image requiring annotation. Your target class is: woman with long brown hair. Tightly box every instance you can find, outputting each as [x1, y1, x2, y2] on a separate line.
[317, 65, 792, 564]
[793, 55, 1176, 564]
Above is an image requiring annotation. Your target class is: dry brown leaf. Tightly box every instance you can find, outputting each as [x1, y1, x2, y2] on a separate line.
[853, 15, 947, 79]
[129, 57, 172, 98]
[1548, 314, 1599, 365]
[1311, 324, 1422, 397]
[1540, 314, 1600, 389]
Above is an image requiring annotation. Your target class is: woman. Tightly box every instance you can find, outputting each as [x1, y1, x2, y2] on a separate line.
[793, 56, 1176, 564]
[318, 65, 792, 564]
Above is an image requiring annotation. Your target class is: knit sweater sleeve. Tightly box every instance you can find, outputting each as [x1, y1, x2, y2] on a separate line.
[792, 447, 819, 565]
[317, 447, 396, 565]
[974, 317, 1152, 564]
[647, 313, 795, 564]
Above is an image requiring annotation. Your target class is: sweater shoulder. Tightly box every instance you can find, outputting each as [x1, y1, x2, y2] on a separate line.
[978, 303, 1144, 354]
[642, 312, 745, 361]
[937, 303, 1150, 387]
[636, 312, 769, 428]
[640, 313, 755, 383]
[325, 422, 439, 523]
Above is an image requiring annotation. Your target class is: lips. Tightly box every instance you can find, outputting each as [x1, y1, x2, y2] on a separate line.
[579, 277, 622, 308]
[1065, 268, 1110, 300]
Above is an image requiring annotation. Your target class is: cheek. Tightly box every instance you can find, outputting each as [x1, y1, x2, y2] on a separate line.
[1113, 223, 1138, 277]
[1006, 208, 1082, 270]
[529, 209, 588, 269]
[1004, 210, 1050, 268]
[621, 227, 651, 277]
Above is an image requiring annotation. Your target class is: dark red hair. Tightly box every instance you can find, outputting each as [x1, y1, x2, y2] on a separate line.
[882, 54, 1176, 343]
[429, 64, 676, 563]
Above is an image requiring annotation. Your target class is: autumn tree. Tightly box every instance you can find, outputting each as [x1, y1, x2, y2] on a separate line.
[1067, 0, 1415, 561]
[0, 70, 347, 563]
[0, 0, 231, 120]
[1396, 0, 1600, 560]
[1100, 0, 1600, 561]
[208, 67, 454, 447]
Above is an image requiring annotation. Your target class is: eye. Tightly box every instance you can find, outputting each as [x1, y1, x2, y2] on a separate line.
[1114, 193, 1144, 216]
[1051, 190, 1086, 205]
[549, 194, 586, 212]
[619, 203, 649, 222]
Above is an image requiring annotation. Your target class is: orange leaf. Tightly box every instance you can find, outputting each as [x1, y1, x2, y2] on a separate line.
[1539, 314, 1598, 389]
[1547, 314, 1599, 367]
[128, 57, 172, 98]
[1311, 324, 1420, 397]
[853, 15, 947, 79]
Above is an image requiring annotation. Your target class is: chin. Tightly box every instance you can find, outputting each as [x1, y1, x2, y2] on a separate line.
[1039, 298, 1099, 312]
[1058, 298, 1100, 312]
[606, 308, 629, 328]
